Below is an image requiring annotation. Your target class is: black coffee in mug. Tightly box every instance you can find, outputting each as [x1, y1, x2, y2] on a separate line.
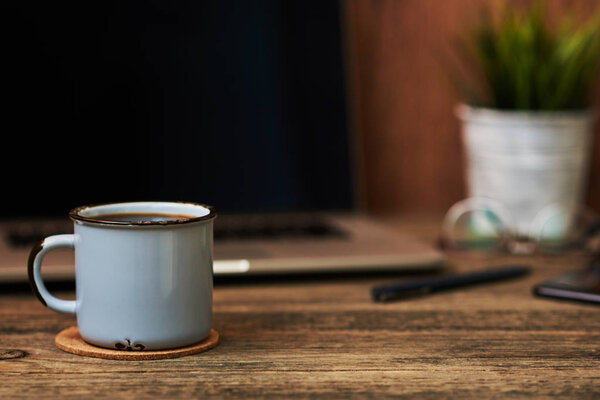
[94, 212, 197, 223]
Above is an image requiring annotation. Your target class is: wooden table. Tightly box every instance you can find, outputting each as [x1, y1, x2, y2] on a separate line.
[2, 215, 600, 398]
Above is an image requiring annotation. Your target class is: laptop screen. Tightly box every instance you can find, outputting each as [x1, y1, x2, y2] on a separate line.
[1, 0, 354, 218]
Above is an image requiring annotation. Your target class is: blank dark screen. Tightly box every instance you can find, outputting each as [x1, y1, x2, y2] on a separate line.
[0, 0, 354, 217]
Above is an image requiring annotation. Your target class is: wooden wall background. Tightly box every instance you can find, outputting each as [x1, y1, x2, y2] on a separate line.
[343, 0, 600, 214]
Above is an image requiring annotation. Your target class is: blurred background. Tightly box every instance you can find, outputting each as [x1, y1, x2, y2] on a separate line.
[0, 0, 354, 217]
[1, 0, 599, 219]
[346, 0, 600, 215]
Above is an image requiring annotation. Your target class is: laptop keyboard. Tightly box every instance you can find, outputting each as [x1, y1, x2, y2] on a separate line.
[4, 214, 348, 248]
[214, 214, 347, 241]
[5, 220, 73, 248]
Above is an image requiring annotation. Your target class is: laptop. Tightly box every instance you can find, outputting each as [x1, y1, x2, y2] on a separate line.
[0, 0, 443, 281]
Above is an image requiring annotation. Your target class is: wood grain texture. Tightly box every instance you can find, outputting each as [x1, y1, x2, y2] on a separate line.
[2, 216, 600, 398]
[344, 0, 600, 214]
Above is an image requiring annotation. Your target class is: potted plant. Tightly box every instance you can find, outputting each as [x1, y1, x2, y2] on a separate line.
[453, 1, 600, 240]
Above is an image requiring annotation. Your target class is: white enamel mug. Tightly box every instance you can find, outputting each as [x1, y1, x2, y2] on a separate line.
[28, 201, 216, 350]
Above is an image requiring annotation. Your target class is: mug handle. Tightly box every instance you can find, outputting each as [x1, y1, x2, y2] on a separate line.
[27, 234, 76, 314]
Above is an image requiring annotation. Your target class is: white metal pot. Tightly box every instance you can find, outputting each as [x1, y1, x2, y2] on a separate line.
[456, 104, 595, 238]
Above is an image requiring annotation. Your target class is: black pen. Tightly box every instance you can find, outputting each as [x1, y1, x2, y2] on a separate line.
[371, 265, 531, 302]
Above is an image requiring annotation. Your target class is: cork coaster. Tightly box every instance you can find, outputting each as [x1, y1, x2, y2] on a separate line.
[55, 326, 219, 360]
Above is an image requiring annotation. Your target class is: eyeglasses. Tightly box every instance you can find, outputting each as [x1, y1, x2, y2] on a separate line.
[439, 197, 600, 257]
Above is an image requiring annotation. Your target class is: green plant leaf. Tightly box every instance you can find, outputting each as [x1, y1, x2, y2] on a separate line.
[454, 0, 600, 110]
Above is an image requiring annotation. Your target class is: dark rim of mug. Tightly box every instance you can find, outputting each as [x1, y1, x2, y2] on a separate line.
[69, 201, 217, 226]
